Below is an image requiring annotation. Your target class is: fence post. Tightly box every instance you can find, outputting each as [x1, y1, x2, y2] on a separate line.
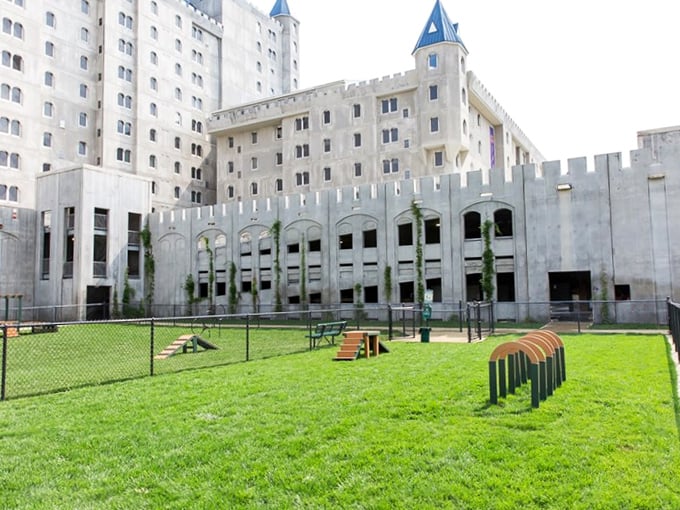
[245, 314, 250, 361]
[149, 318, 155, 376]
[1, 325, 6, 401]
[387, 304, 393, 341]
[459, 300, 463, 332]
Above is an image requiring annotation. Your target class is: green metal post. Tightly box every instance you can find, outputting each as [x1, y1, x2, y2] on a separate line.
[498, 358, 507, 398]
[560, 346, 566, 381]
[508, 354, 516, 394]
[546, 356, 554, 396]
[539, 361, 547, 401]
[530, 363, 540, 408]
[489, 360, 497, 404]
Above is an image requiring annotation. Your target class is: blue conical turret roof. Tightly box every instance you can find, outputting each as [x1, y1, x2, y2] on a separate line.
[413, 0, 466, 53]
[270, 0, 291, 17]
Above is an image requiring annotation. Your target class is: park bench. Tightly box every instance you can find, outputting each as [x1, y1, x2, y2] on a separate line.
[308, 321, 347, 348]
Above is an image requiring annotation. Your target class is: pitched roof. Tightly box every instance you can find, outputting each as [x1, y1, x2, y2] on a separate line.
[270, 0, 292, 17]
[413, 0, 466, 53]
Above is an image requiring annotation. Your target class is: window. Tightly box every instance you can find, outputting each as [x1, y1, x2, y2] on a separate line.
[78, 112, 87, 127]
[13, 22, 23, 39]
[175, 63, 182, 76]
[81, 0, 90, 14]
[174, 161, 181, 174]
[494, 209, 513, 237]
[322, 110, 331, 125]
[117, 121, 132, 136]
[276, 152, 283, 165]
[175, 15, 182, 28]
[275, 126, 283, 139]
[42, 163, 51, 172]
[251, 132, 258, 144]
[150, 1, 158, 14]
[149, 103, 157, 116]
[175, 87, 182, 101]
[79, 84, 88, 98]
[381, 97, 398, 114]
[295, 172, 309, 186]
[227, 161, 234, 173]
[150, 51, 158, 65]
[434, 151, 444, 167]
[80, 56, 88, 70]
[149, 129, 157, 142]
[464, 211, 481, 239]
[150, 26, 158, 40]
[294, 116, 309, 131]
[42, 132, 52, 147]
[363, 229, 377, 248]
[425, 218, 441, 244]
[354, 162, 362, 177]
[43, 102, 54, 117]
[339, 233, 352, 250]
[174, 137, 181, 149]
[45, 41, 55, 57]
[117, 94, 132, 109]
[192, 26, 203, 42]
[295, 144, 310, 158]
[323, 167, 331, 181]
[353, 133, 362, 147]
[382, 159, 399, 174]
[192, 120, 203, 133]
[191, 167, 202, 180]
[382, 128, 398, 144]
[44, 71, 54, 87]
[175, 39, 182, 52]
[78, 141, 87, 156]
[81, 27, 89, 42]
[497, 273, 515, 302]
[428, 53, 438, 69]
[353, 104, 361, 118]
[45, 11, 56, 28]
[251, 157, 258, 170]
[430, 117, 439, 133]
[429, 85, 438, 100]
[150, 77, 157, 91]
[250, 182, 258, 195]
[398, 223, 413, 246]
[0, 151, 20, 169]
[227, 185, 234, 198]
[275, 179, 283, 192]
[118, 66, 132, 81]
[149, 154, 156, 168]
[116, 148, 131, 163]
[323, 138, 331, 152]
[175, 112, 182, 126]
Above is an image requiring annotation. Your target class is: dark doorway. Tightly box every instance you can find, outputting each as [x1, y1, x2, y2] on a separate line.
[86, 286, 110, 320]
[548, 271, 592, 320]
[466, 273, 482, 302]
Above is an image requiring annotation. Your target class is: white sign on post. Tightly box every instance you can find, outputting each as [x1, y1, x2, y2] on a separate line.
[424, 290, 434, 304]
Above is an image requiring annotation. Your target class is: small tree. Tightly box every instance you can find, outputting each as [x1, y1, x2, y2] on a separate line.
[481, 219, 495, 301]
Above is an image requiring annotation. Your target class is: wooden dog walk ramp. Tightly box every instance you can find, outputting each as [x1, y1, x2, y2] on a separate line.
[155, 334, 218, 360]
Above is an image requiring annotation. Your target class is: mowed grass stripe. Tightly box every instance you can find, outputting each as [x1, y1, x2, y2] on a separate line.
[0, 334, 679, 509]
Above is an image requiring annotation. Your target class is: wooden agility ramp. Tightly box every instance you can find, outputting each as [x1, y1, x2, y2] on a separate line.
[155, 334, 218, 360]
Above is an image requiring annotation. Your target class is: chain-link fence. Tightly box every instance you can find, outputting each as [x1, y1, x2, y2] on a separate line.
[668, 298, 680, 362]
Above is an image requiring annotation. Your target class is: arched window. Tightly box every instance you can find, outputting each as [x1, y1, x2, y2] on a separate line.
[464, 211, 481, 239]
[494, 208, 513, 237]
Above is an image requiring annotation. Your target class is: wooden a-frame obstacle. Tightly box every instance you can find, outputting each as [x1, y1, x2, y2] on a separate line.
[154, 334, 218, 360]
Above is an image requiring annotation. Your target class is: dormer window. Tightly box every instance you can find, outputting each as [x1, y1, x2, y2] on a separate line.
[428, 53, 438, 69]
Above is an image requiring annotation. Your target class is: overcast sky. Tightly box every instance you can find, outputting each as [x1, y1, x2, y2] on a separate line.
[248, 0, 679, 164]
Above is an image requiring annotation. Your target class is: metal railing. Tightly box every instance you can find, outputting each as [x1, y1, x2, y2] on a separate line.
[667, 298, 680, 361]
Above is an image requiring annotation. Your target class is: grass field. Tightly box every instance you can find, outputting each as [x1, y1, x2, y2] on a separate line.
[1, 333, 679, 508]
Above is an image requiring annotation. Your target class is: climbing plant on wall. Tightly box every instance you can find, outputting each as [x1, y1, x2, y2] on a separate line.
[481, 219, 496, 302]
[228, 261, 238, 314]
[271, 219, 283, 312]
[411, 200, 425, 305]
[141, 220, 154, 315]
[203, 237, 215, 313]
[300, 234, 307, 309]
[384, 265, 393, 304]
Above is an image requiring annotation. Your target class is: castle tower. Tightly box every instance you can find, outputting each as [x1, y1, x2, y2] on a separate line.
[412, 0, 470, 172]
[270, 0, 300, 94]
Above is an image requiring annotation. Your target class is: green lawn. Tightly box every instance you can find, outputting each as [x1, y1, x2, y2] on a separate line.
[1, 333, 679, 509]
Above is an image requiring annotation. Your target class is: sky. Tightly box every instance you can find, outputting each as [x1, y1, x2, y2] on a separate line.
[248, 0, 680, 163]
